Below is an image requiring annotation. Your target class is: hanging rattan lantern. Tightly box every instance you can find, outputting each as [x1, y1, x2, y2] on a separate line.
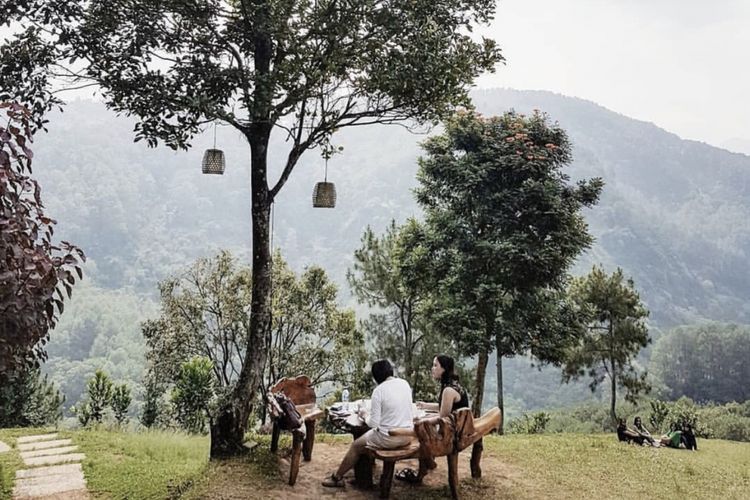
[312, 159, 336, 208]
[201, 123, 225, 175]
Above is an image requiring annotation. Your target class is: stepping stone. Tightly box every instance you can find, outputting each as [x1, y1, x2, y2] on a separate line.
[0, 440, 10, 453]
[12, 474, 86, 498]
[21, 446, 78, 459]
[18, 439, 72, 452]
[17, 433, 58, 444]
[22, 453, 86, 467]
[17, 491, 90, 500]
[16, 463, 83, 479]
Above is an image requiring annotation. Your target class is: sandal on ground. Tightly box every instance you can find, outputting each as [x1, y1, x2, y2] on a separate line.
[395, 468, 422, 484]
[322, 473, 346, 488]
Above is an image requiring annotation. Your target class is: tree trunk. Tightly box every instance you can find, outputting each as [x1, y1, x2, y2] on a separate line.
[610, 357, 618, 425]
[471, 348, 489, 417]
[210, 138, 273, 457]
[495, 334, 504, 434]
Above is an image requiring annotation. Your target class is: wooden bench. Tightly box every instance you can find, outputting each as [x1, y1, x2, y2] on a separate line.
[266, 375, 325, 486]
[365, 407, 502, 499]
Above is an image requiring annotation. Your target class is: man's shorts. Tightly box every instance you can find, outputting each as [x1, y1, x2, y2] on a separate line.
[363, 428, 412, 449]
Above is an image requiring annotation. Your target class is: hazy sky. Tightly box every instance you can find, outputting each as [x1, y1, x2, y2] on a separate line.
[476, 0, 750, 150]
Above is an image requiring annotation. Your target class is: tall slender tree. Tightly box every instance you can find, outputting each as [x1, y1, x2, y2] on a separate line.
[415, 110, 602, 427]
[562, 266, 651, 424]
[4, 0, 503, 456]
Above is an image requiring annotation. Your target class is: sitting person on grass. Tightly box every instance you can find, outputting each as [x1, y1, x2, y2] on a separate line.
[396, 354, 470, 484]
[322, 359, 413, 488]
[633, 416, 657, 446]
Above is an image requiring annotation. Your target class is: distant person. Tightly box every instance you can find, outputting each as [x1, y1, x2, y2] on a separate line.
[633, 416, 656, 445]
[322, 359, 413, 488]
[617, 418, 646, 445]
[681, 423, 698, 451]
[396, 355, 471, 484]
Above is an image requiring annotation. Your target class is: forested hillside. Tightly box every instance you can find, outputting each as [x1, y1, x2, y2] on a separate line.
[33, 89, 750, 413]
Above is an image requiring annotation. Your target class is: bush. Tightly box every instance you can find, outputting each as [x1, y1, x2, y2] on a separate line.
[171, 357, 214, 434]
[0, 367, 64, 427]
[508, 412, 551, 434]
[111, 384, 132, 425]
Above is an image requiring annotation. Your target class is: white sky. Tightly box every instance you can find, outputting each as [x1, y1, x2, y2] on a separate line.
[475, 0, 750, 149]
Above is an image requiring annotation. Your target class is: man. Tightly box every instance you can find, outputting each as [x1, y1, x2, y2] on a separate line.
[322, 359, 413, 488]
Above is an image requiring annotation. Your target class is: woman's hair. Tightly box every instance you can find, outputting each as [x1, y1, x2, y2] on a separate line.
[634, 416, 642, 425]
[371, 359, 394, 385]
[436, 355, 459, 386]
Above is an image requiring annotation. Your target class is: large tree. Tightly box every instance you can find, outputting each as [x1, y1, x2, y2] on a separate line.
[414, 110, 602, 427]
[562, 266, 651, 424]
[4, 0, 503, 456]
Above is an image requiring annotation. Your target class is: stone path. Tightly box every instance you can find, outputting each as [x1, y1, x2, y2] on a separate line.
[0, 439, 11, 453]
[10, 433, 90, 499]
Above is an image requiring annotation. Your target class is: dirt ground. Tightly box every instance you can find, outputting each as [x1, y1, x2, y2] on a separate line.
[197, 441, 527, 500]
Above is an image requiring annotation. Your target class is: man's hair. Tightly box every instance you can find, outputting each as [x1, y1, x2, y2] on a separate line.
[371, 359, 394, 385]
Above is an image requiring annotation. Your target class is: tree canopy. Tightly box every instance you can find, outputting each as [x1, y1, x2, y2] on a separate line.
[414, 110, 602, 423]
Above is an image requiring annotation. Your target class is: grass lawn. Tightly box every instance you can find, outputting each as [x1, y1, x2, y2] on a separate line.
[490, 434, 750, 499]
[2, 430, 749, 499]
[75, 429, 209, 499]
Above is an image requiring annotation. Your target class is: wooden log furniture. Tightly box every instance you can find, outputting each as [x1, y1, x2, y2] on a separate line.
[266, 375, 325, 486]
[365, 407, 502, 499]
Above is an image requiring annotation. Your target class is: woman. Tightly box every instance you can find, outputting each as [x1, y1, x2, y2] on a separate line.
[322, 359, 413, 488]
[396, 355, 470, 483]
[633, 416, 656, 445]
[417, 355, 470, 417]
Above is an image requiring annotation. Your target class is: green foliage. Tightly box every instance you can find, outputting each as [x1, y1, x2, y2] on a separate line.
[74, 369, 114, 426]
[649, 400, 670, 430]
[139, 375, 165, 429]
[267, 250, 366, 392]
[348, 219, 463, 399]
[172, 357, 215, 434]
[508, 412, 551, 434]
[413, 110, 602, 415]
[110, 383, 132, 425]
[562, 266, 651, 422]
[145, 250, 367, 426]
[0, 365, 64, 427]
[0, 103, 84, 374]
[650, 323, 750, 404]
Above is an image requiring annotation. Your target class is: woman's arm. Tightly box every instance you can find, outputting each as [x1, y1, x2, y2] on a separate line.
[417, 402, 439, 412]
[439, 387, 460, 417]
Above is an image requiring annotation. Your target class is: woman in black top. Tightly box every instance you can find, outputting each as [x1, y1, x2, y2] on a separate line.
[397, 355, 470, 483]
[418, 355, 469, 416]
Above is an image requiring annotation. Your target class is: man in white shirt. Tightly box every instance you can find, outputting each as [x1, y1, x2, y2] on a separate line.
[322, 359, 413, 488]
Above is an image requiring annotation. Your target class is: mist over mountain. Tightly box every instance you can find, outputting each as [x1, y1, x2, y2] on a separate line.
[34, 89, 750, 412]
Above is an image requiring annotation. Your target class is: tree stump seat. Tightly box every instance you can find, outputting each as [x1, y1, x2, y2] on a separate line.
[266, 375, 325, 486]
[365, 407, 502, 499]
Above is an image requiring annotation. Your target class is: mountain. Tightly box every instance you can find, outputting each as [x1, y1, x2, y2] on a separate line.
[30, 89, 750, 411]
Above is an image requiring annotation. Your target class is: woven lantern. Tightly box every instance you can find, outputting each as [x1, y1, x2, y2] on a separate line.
[312, 159, 336, 208]
[202, 149, 225, 174]
[312, 181, 336, 208]
[201, 123, 225, 175]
